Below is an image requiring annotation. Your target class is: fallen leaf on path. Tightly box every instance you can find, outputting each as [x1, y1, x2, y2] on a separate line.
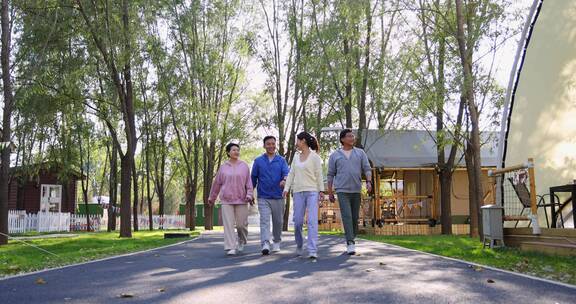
[64, 298, 72, 301]
[487, 279, 495, 284]
[35, 278, 46, 285]
[542, 266, 554, 273]
[154, 254, 160, 257]
[473, 266, 484, 272]
[158, 288, 166, 293]
[119, 293, 135, 298]
[365, 268, 376, 272]
[379, 262, 387, 266]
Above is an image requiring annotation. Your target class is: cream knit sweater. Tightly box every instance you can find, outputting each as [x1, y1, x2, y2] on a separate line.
[285, 151, 325, 193]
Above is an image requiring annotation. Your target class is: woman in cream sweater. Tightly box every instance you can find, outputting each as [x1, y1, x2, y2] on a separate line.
[283, 131, 324, 259]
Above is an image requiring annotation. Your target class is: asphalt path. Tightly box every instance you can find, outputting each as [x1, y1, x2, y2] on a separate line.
[1, 230, 575, 303]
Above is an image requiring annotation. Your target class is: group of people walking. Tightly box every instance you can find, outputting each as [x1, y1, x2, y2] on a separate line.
[208, 129, 372, 259]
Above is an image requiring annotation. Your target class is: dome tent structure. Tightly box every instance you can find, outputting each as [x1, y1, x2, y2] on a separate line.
[497, 0, 576, 253]
[498, 0, 576, 209]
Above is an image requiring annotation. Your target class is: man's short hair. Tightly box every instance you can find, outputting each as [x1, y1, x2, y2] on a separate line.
[263, 136, 276, 145]
[339, 129, 354, 144]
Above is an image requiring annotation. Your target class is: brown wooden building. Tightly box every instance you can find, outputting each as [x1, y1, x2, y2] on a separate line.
[7, 165, 82, 214]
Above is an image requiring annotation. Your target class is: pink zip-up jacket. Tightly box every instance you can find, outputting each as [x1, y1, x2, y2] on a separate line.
[208, 160, 254, 204]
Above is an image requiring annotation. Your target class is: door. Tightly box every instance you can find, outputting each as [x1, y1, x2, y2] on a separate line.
[40, 184, 62, 213]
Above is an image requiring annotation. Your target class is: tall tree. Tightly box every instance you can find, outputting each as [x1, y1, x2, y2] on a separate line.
[455, 0, 484, 238]
[75, 0, 138, 237]
[0, 0, 14, 245]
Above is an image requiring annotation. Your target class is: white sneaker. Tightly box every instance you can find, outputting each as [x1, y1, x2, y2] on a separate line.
[308, 252, 318, 259]
[296, 247, 303, 256]
[346, 243, 356, 255]
[262, 242, 270, 255]
[237, 243, 244, 253]
[271, 243, 281, 253]
[227, 249, 237, 256]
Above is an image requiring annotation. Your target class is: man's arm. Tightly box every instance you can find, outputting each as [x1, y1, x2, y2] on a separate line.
[361, 150, 373, 193]
[251, 159, 259, 189]
[327, 153, 336, 202]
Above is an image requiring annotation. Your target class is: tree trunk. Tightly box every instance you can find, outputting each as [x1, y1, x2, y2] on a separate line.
[455, 0, 483, 238]
[132, 162, 139, 231]
[203, 140, 216, 230]
[0, 0, 14, 245]
[357, 1, 372, 146]
[465, 142, 480, 237]
[108, 142, 118, 232]
[119, 154, 133, 237]
[79, 137, 91, 232]
[145, 142, 153, 231]
[439, 171, 452, 234]
[343, 38, 353, 128]
[82, 183, 90, 231]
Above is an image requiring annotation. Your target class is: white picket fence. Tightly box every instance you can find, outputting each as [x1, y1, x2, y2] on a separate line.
[9, 210, 183, 234]
[108, 215, 186, 230]
[70, 214, 103, 232]
[9, 210, 69, 233]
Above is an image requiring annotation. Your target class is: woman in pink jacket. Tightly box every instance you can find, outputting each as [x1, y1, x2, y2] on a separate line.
[208, 143, 254, 255]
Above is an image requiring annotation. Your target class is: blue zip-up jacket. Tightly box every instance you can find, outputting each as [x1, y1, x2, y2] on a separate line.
[251, 154, 290, 199]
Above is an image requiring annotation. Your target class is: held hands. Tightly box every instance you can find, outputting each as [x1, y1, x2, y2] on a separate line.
[279, 180, 286, 188]
[282, 191, 288, 198]
[328, 193, 336, 203]
[319, 192, 325, 202]
[208, 199, 215, 206]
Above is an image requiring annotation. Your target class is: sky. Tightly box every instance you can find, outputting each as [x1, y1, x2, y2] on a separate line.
[245, 0, 534, 89]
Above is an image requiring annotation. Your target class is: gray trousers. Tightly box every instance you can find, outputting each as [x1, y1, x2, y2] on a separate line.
[258, 198, 285, 245]
[337, 192, 362, 244]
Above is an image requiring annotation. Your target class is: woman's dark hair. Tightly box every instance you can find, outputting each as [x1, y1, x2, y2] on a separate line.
[339, 129, 354, 145]
[296, 132, 319, 151]
[225, 142, 240, 157]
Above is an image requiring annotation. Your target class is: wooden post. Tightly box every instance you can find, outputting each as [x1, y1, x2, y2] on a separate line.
[528, 158, 538, 215]
[374, 168, 381, 221]
[432, 173, 439, 220]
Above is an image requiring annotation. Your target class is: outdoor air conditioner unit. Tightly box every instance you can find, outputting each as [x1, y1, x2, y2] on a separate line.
[481, 204, 505, 248]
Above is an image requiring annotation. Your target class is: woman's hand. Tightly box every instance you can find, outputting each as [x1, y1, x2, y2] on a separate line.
[319, 192, 325, 202]
[208, 199, 215, 206]
[282, 191, 288, 198]
[328, 193, 336, 203]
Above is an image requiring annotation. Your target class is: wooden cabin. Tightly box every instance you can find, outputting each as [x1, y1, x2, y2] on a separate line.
[7, 164, 82, 214]
[318, 130, 496, 235]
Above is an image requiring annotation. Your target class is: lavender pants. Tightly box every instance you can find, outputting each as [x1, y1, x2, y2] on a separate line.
[292, 191, 319, 254]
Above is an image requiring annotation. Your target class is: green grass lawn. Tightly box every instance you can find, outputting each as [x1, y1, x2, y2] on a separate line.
[0, 229, 200, 278]
[359, 234, 576, 286]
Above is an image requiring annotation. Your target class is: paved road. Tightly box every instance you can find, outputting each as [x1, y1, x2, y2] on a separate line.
[1, 231, 575, 303]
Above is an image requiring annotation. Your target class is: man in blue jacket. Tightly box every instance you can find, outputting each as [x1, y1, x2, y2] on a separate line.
[252, 136, 290, 255]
